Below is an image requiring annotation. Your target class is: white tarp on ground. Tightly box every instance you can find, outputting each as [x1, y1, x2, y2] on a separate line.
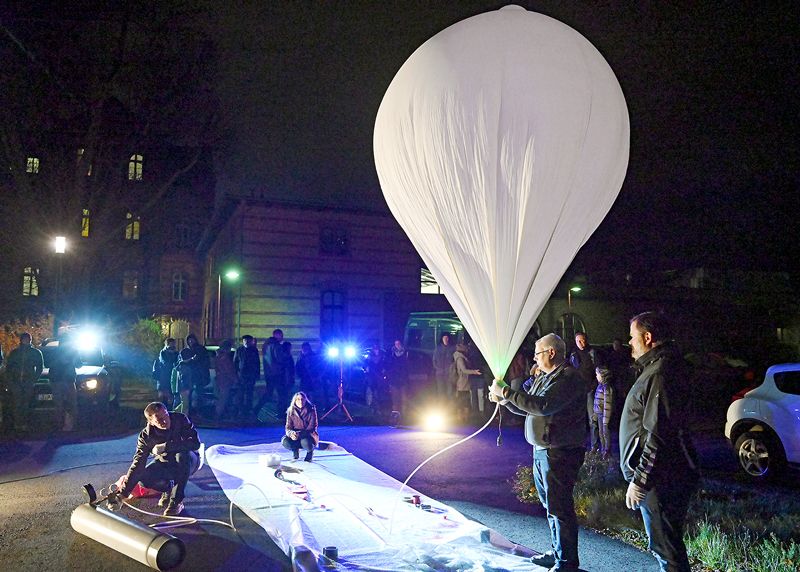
[206, 442, 539, 571]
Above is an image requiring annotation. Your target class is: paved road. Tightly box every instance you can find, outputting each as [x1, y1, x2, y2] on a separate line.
[0, 400, 666, 572]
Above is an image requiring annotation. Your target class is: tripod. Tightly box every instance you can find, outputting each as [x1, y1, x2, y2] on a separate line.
[320, 358, 353, 422]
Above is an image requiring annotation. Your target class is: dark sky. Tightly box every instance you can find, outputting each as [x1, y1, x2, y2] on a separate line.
[208, 1, 798, 275]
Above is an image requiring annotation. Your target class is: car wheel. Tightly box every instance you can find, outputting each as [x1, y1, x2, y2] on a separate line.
[734, 431, 786, 480]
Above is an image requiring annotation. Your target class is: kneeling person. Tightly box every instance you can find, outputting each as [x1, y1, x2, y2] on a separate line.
[282, 392, 318, 461]
[119, 402, 201, 516]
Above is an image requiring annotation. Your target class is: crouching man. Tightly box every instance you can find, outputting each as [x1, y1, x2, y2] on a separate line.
[119, 402, 201, 516]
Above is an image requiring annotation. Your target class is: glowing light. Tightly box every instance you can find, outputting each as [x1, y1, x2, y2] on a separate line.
[569, 286, 582, 293]
[344, 346, 357, 359]
[327, 347, 340, 359]
[54, 236, 67, 254]
[422, 411, 447, 432]
[224, 269, 240, 281]
[76, 330, 99, 351]
[83, 379, 98, 390]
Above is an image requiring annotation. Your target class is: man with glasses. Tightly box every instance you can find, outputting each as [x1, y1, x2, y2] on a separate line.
[489, 334, 586, 572]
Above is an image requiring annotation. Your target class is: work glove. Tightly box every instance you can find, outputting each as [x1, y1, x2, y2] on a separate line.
[625, 481, 647, 510]
[488, 379, 508, 399]
[151, 442, 167, 456]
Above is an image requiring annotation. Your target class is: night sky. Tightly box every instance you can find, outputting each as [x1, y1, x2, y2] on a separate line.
[208, 1, 798, 276]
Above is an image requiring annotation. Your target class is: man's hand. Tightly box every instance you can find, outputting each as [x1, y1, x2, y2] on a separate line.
[488, 379, 508, 399]
[625, 482, 647, 510]
[151, 442, 167, 456]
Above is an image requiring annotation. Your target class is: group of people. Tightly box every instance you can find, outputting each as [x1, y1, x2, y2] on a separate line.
[490, 312, 699, 572]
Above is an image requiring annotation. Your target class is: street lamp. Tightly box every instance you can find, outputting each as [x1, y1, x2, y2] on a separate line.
[567, 285, 581, 308]
[53, 236, 66, 336]
[216, 268, 241, 339]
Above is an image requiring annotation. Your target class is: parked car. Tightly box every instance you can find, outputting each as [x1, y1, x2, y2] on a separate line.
[33, 338, 121, 421]
[724, 363, 800, 480]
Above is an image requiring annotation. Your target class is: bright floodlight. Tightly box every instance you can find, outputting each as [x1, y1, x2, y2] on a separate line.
[570, 286, 582, 292]
[422, 410, 447, 432]
[344, 345, 357, 359]
[76, 330, 99, 351]
[224, 269, 240, 281]
[54, 236, 67, 253]
[327, 346, 340, 359]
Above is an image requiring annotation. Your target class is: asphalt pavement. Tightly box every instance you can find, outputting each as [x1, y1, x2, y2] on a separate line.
[0, 399, 665, 572]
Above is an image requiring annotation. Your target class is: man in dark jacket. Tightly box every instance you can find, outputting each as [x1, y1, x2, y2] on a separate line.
[620, 312, 699, 572]
[255, 329, 290, 418]
[4, 333, 44, 432]
[152, 338, 178, 408]
[234, 334, 261, 415]
[119, 402, 201, 516]
[490, 333, 586, 572]
[569, 331, 599, 451]
[48, 335, 82, 431]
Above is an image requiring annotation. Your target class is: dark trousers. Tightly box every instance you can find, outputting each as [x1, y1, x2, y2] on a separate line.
[125, 451, 200, 503]
[281, 434, 315, 454]
[587, 392, 600, 450]
[254, 375, 288, 416]
[6, 382, 33, 431]
[533, 446, 585, 570]
[639, 476, 698, 572]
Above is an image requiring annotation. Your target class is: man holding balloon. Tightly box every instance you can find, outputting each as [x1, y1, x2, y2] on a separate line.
[489, 334, 586, 572]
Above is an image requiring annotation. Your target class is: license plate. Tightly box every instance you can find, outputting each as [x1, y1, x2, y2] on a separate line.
[37, 394, 54, 401]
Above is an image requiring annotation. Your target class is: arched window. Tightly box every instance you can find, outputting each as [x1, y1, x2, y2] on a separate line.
[172, 272, 187, 301]
[128, 153, 143, 181]
[125, 211, 141, 240]
[320, 290, 346, 340]
[557, 313, 587, 346]
[22, 266, 39, 296]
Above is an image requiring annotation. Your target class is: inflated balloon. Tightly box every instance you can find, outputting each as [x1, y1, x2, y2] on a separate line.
[374, 5, 629, 378]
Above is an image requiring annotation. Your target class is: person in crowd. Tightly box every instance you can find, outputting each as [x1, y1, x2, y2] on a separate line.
[48, 333, 81, 432]
[118, 402, 201, 516]
[387, 339, 409, 418]
[295, 342, 321, 401]
[283, 341, 295, 393]
[255, 329, 291, 419]
[453, 343, 481, 422]
[506, 350, 529, 392]
[214, 340, 236, 422]
[187, 334, 210, 405]
[620, 312, 699, 572]
[364, 343, 390, 417]
[174, 345, 195, 415]
[432, 333, 456, 397]
[281, 391, 319, 462]
[489, 333, 586, 572]
[593, 366, 614, 458]
[468, 342, 489, 418]
[4, 332, 44, 433]
[233, 335, 260, 416]
[152, 338, 178, 408]
[569, 331, 599, 451]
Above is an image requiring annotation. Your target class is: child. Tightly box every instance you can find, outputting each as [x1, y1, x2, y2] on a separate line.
[594, 366, 614, 458]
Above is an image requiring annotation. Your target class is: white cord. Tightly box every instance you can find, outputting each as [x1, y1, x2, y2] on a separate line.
[388, 402, 500, 534]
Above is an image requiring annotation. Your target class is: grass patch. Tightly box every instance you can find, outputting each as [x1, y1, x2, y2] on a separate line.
[512, 452, 800, 572]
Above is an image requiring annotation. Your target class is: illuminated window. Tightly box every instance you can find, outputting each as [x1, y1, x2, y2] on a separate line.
[81, 208, 90, 237]
[122, 271, 139, 299]
[128, 153, 143, 181]
[26, 157, 40, 174]
[421, 267, 442, 294]
[22, 266, 39, 296]
[172, 272, 187, 301]
[125, 212, 141, 240]
[321, 290, 346, 339]
[320, 227, 349, 256]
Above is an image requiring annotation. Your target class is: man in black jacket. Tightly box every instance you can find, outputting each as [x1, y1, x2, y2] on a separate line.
[620, 312, 699, 572]
[119, 402, 201, 516]
[490, 333, 586, 572]
[234, 334, 261, 415]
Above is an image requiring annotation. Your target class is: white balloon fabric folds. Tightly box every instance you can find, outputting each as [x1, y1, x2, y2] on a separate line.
[374, 6, 629, 378]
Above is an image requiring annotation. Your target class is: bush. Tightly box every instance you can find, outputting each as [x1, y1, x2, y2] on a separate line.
[112, 318, 164, 378]
[0, 314, 54, 352]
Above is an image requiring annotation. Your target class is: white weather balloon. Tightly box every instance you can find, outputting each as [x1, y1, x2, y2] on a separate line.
[374, 6, 629, 378]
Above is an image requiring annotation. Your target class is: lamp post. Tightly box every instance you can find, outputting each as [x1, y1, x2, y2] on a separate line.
[216, 268, 241, 339]
[320, 344, 356, 422]
[567, 285, 581, 309]
[53, 236, 66, 336]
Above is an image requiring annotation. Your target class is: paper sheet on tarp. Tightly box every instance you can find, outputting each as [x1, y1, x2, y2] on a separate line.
[206, 442, 538, 571]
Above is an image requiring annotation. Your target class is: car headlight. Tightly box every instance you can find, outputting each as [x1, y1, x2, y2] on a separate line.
[83, 378, 98, 390]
